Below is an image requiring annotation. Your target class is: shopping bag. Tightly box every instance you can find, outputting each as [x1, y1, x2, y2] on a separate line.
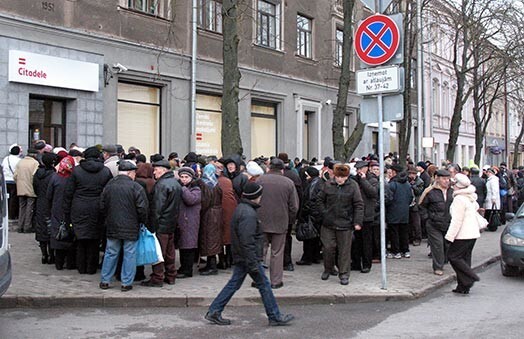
[136, 225, 158, 266]
[296, 218, 319, 241]
[55, 221, 74, 242]
[153, 234, 164, 265]
[487, 204, 501, 232]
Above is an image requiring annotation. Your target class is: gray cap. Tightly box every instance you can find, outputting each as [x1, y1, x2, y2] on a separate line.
[118, 160, 137, 171]
[102, 144, 117, 154]
[436, 169, 451, 177]
[152, 159, 171, 169]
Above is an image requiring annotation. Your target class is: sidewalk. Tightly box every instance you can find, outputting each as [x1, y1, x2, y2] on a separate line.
[0, 224, 501, 308]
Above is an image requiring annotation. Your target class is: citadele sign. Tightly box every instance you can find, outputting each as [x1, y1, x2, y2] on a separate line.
[8, 50, 99, 92]
[354, 14, 400, 66]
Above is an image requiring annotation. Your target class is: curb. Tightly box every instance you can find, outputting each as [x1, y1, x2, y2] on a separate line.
[0, 256, 501, 309]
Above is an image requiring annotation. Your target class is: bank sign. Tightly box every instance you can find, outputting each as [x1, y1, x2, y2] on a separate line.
[8, 50, 99, 92]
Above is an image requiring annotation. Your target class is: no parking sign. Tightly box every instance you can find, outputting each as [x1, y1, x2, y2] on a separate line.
[354, 14, 400, 66]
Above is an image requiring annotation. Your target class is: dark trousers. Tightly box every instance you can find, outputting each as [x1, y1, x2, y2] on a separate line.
[55, 248, 76, 270]
[18, 196, 35, 232]
[321, 227, 352, 277]
[448, 239, 479, 289]
[6, 182, 18, 220]
[409, 209, 422, 242]
[388, 223, 409, 254]
[151, 233, 176, 283]
[300, 237, 321, 263]
[426, 223, 449, 271]
[371, 222, 381, 260]
[179, 248, 197, 276]
[76, 239, 100, 274]
[351, 222, 373, 270]
[283, 223, 293, 267]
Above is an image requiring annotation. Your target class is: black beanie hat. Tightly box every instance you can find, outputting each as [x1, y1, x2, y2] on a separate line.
[9, 145, 20, 156]
[305, 166, 320, 178]
[83, 146, 101, 159]
[243, 182, 263, 200]
[42, 152, 58, 169]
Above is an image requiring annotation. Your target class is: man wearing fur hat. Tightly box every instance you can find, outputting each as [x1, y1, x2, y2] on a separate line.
[313, 163, 364, 285]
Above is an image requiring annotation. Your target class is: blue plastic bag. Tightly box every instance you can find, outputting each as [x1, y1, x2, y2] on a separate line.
[136, 225, 158, 266]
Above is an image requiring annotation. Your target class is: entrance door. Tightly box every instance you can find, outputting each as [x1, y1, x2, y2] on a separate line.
[29, 96, 66, 147]
[303, 111, 316, 160]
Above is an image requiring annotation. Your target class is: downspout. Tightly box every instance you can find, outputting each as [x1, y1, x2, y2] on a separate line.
[190, 0, 198, 151]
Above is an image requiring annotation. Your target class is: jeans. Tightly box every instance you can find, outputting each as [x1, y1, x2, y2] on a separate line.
[208, 262, 281, 321]
[101, 238, 137, 286]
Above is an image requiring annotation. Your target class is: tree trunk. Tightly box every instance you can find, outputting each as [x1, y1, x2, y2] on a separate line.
[512, 120, 524, 169]
[333, 0, 355, 161]
[446, 74, 465, 162]
[474, 124, 483, 166]
[344, 115, 365, 159]
[221, 0, 243, 156]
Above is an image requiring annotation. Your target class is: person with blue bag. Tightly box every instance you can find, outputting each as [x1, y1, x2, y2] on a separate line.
[99, 160, 148, 292]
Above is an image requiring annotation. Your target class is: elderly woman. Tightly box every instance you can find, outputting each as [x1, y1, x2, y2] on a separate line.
[177, 167, 202, 278]
[445, 173, 483, 295]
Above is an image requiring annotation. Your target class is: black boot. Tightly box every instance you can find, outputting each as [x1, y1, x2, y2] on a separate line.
[40, 241, 49, 264]
[225, 245, 233, 269]
[217, 251, 227, 270]
[200, 256, 218, 276]
[47, 243, 55, 265]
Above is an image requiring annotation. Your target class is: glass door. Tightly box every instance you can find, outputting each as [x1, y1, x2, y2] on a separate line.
[29, 96, 66, 147]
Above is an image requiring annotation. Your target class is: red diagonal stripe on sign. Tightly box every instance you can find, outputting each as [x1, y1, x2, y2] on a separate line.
[362, 24, 391, 56]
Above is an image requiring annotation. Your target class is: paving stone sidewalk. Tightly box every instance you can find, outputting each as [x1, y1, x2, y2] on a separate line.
[0, 223, 501, 308]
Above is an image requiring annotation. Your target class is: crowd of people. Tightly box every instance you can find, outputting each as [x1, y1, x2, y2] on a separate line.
[2, 141, 524, 296]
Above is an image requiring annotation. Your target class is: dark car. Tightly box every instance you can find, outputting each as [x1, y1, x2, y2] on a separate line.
[0, 165, 11, 296]
[500, 203, 524, 276]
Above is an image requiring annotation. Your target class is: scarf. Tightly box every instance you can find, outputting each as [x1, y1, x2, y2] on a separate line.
[202, 164, 218, 188]
[57, 156, 75, 178]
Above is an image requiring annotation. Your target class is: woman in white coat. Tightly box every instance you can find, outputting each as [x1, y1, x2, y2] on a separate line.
[484, 168, 500, 210]
[445, 173, 483, 295]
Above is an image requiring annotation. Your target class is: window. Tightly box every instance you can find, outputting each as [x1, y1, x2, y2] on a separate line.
[198, 0, 223, 33]
[118, 83, 160, 158]
[29, 97, 66, 148]
[297, 14, 312, 58]
[257, 0, 281, 50]
[343, 112, 351, 142]
[128, 0, 160, 15]
[251, 101, 277, 158]
[196, 94, 222, 156]
[335, 27, 343, 67]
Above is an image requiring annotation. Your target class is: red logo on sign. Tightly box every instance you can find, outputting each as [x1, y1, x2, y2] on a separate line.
[18, 58, 26, 65]
[354, 14, 400, 66]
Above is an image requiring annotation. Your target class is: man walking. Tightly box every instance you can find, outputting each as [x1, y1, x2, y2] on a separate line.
[99, 161, 148, 291]
[141, 159, 181, 287]
[257, 158, 299, 289]
[205, 182, 294, 326]
[314, 163, 364, 285]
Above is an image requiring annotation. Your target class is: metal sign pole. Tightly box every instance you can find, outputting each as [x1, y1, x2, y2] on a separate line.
[378, 93, 387, 290]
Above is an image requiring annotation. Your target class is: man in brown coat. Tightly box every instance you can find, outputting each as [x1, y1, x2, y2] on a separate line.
[14, 148, 39, 233]
[257, 158, 299, 288]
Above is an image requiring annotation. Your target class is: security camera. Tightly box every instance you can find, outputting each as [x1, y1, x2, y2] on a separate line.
[113, 63, 128, 73]
[325, 99, 332, 106]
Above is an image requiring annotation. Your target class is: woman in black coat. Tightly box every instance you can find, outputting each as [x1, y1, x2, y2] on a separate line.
[33, 153, 58, 264]
[63, 147, 112, 274]
[47, 156, 76, 270]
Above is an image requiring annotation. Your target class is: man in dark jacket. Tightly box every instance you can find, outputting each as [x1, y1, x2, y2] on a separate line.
[416, 161, 431, 189]
[352, 161, 378, 273]
[99, 160, 148, 291]
[314, 163, 364, 285]
[385, 165, 414, 259]
[419, 169, 453, 275]
[470, 167, 486, 207]
[408, 165, 425, 246]
[141, 159, 182, 287]
[206, 182, 294, 326]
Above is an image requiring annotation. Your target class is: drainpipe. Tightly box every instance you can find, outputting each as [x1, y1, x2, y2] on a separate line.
[190, 0, 198, 151]
[416, 0, 424, 162]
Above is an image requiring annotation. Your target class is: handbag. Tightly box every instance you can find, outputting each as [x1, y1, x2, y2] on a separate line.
[474, 209, 489, 231]
[487, 204, 501, 232]
[153, 233, 164, 265]
[296, 218, 319, 241]
[136, 225, 159, 266]
[55, 221, 74, 242]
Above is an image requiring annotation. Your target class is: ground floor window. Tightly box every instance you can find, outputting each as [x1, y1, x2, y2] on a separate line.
[251, 101, 276, 158]
[117, 82, 160, 157]
[29, 96, 66, 147]
[196, 93, 222, 156]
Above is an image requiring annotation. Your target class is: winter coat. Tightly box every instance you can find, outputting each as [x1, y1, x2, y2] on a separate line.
[100, 175, 148, 241]
[218, 175, 237, 245]
[103, 155, 119, 178]
[420, 184, 454, 232]
[409, 176, 425, 212]
[151, 171, 182, 234]
[313, 177, 364, 231]
[14, 156, 39, 197]
[354, 173, 379, 223]
[284, 167, 303, 207]
[33, 167, 55, 242]
[445, 185, 481, 242]
[484, 175, 501, 210]
[63, 158, 113, 240]
[385, 172, 413, 224]
[231, 199, 264, 271]
[299, 176, 322, 227]
[420, 171, 431, 189]
[177, 184, 202, 249]
[257, 171, 299, 234]
[198, 181, 223, 256]
[47, 174, 72, 250]
[2, 154, 21, 183]
[470, 174, 487, 207]
[224, 155, 248, 200]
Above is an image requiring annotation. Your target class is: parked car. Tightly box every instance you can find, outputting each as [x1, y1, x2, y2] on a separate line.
[0, 165, 11, 296]
[500, 204, 524, 276]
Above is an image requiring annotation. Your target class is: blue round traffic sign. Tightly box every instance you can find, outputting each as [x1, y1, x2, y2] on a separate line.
[354, 14, 400, 66]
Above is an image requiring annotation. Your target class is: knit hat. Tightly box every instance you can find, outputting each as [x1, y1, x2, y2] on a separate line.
[242, 182, 263, 200]
[178, 166, 196, 178]
[416, 161, 427, 170]
[305, 166, 319, 178]
[333, 163, 350, 177]
[9, 144, 20, 156]
[453, 173, 470, 189]
[152, 159, 171, 169]
[246, 161, 264, 176]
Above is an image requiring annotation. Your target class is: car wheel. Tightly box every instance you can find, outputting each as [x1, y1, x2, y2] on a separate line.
[501, 260, 520, 277]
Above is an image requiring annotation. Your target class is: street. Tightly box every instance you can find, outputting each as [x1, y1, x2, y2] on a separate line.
[0, 263, 522, 339]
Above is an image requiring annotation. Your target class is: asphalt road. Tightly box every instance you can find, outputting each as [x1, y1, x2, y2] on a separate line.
[0, 263, 523, 339]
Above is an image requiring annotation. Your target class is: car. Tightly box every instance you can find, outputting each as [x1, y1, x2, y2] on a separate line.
[0, 165, 11, 296]
[500, 204, 524, 276]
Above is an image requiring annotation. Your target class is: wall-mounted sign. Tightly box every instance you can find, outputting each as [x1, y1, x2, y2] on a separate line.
[8, 50, 99, 92]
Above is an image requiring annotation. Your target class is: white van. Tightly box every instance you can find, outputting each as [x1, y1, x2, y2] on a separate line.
[0, 165, 12, 296]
